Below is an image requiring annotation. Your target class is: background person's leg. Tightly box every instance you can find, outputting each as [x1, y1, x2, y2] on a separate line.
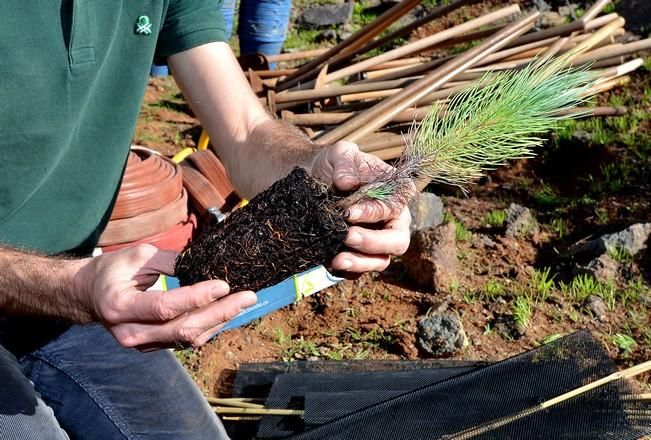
[20, 324, 229, 440]
[0, 344, 69, 440]
[238, 0, 292, 67]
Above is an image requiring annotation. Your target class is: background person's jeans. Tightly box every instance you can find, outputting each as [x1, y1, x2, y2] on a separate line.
[0, 323, 229, 440]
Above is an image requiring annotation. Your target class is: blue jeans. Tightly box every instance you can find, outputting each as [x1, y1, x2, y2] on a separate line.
[0, 323, 229, 439]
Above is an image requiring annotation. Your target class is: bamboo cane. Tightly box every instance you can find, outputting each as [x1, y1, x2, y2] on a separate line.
[374, 146, 406, 161]
[581, 0, 613, 22]
[220, 416, 262, 422]
[362, 36, 557, 83]
[334, 0, 483, 67]
[595, 58, 644, 83]
[275, 77, 418, 104]
[245, 58, 425, 79]
[509, 12, 619, 47]
[555, 106, 627, 117]
[341, 88, 403, 103]
[276, 0, 423, 91]
[285, 104, 626, 127]
[284, 55, 624, 112]
[359, 133, 410, 152]
[462, 17, 625, 73]
[322, 5, 522, 85]
[315, 11, 540, 145]
[572, 38, 651, 65]
[205, 397, 265, 409]
[213, 407, 305, 416]
[497, 29, 622, 63]
[362, 13, 620, 84]
[265, 48, 328, 63]
[428, 25, 507, 52]
[365, 65, 420, 80]
[447, 360, 651, 440]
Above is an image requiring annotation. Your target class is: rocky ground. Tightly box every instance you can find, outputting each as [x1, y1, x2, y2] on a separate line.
[134, 0, 651, 396]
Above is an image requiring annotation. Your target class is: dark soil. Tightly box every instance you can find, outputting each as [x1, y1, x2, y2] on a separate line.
[175, 167, 348, 292]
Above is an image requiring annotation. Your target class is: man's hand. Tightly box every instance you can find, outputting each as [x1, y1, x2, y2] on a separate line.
[79, 245, 257, 348]
[311, 141, 412, 273]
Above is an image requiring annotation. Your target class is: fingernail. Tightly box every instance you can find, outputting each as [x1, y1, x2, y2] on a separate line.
[340, 259, 353, 270]
[347, 207, 362, 222]
[346, 231, 363, 247]
[342, 209, 351, 219]
[241, 292, 257, 308]
[210, 281, 229, 300]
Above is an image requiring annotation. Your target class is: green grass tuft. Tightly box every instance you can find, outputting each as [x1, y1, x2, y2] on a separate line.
[611, 333, 636, 358]
[483, 209, 507, 227]
[512, 295, 533, 331]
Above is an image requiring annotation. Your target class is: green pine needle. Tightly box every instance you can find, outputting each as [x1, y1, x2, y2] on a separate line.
[365, 55, 600, 204]
[408, 59, 596, 188]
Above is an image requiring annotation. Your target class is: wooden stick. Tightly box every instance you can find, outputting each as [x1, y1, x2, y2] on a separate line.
[275, 77, 418, 104]
[220, 416, 262, 422]
[213, 407, 305, 416]
[315, 11, 540, 145]
[335, 0, 483, 67]
[362, 14, 620, 84]
[373, 146, 405, 161]
[572, 38, 651, 65]
[581, 0, 613, 22]
[265, 48, 328, 63]
[286, 104, 626, 127]
[206, 397, 265, 409]
[542, 360, 651, 408]
[555, 106, 627, 117]
[596, 58, 644, 83]
[360, 136, 408, 153]
[276, 0, 423, 91]
[322, 5, 522, 85]
[508, 12, 619, 47]
[283, 107, 433, 126]
[364, 36, 558, 83]
[448, 360, 651, 439]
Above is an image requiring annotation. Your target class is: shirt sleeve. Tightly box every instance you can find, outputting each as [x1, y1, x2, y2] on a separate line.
[156, 0, 227, 60]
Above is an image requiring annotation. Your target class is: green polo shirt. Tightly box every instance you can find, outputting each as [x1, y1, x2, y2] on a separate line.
[0, 1, 225, 255]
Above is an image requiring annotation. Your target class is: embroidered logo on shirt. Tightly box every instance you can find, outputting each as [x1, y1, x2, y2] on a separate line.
[135, 16, 152, 35]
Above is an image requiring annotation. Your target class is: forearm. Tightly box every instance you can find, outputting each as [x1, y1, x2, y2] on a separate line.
[224, 118, 318, 197]
[0, 246, 92, 322]
[169, 42, 318, 198]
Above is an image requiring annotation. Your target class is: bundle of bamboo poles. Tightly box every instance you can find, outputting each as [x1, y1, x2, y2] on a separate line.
[242, 0, 648, 162]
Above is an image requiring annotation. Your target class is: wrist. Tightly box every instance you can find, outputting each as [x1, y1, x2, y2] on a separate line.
[68, 256, 96, 323]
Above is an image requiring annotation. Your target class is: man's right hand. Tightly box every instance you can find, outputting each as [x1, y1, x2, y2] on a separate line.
[78, 244, 257, 348]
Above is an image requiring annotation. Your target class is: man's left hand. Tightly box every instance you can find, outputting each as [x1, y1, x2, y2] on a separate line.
[311, 141, 412, 273]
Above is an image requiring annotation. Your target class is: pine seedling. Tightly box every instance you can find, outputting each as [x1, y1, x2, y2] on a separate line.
[343, 54, 598, 207]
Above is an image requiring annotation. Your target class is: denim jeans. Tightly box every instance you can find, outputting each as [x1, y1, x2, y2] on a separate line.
[0, 323, 229, 439]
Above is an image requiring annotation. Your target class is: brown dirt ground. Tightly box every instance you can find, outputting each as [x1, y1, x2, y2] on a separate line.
[133, 1, 651, 398]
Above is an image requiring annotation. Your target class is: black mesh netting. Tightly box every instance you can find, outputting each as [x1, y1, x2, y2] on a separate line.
[222, 331, 651, 439]
[224, 360, 488, 439]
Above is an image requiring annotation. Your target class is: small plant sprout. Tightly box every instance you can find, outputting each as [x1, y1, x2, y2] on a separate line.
[550, 217, 569, 238]
[512, 296, 534, 332]
[340, 53, 598, 207]
[611, 333, 636, 358]
[530, 267, 555, 302]
[483, 209, 507, 227]
[607, 245, 634, 263]
[484, 278, 504, 300]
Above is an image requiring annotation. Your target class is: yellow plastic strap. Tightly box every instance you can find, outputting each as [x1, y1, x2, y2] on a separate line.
[197, 129, 210, 150]
[171, 147, 196, 163]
